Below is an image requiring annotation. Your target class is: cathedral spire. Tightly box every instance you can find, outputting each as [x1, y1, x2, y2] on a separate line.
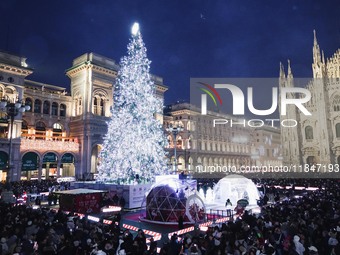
[287, 59, 293, 79]
[313, 29, 321, 64]
[313, 29, 318, 46]
[312, 30, 324, 78]
[322, 50, 325, 64]
[280, 62, 286, 79]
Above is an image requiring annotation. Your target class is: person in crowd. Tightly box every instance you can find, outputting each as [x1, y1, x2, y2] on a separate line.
[133, 229, 147, 253]
[167, 234, 181, 255]
[225, 198, 232, 207]
[0, 237, 9, 255]
[119, 197, 126, 210]
[178, 215, 184, 230]
[293, 235, 305, 255]
[112, 194, 119, 206]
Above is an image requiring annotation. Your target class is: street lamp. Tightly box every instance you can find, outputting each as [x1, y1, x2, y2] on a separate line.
[166, 123, 184, 174]
[0, 97, 30, 188]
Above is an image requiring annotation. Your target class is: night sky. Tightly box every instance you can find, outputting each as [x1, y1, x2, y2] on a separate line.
[0, 0, 339, 105]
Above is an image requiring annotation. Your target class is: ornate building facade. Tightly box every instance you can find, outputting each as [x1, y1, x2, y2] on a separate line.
[0, 51, 167, 181]
[163, 103, 282, 173]
[280, 31, 340, 166]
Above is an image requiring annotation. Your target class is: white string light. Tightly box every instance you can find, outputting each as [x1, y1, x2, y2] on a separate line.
[97, 24, 168, 182]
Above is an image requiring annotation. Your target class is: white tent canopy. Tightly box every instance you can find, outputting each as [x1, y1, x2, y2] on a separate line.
[213, 174, 259, 206]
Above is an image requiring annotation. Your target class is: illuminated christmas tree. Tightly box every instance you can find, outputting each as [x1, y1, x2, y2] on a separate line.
[98, 23, 168, 182]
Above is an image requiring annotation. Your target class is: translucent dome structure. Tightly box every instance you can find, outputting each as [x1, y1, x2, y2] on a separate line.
[141, 177, 205, 223]
[213, 174, 259, 206]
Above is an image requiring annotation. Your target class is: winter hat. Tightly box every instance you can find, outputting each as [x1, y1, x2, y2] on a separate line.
[1, 237, 6, 243]
[118, 249, 126, 255]
[329, 237, 338, 246]
[308, 246, 318, 252]
[214, 238, 220, 246]
[293, 235, 300, 242]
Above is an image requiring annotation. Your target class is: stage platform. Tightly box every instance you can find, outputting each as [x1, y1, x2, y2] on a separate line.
[71, 181, 152, 209]
[54, 188, 107, 214]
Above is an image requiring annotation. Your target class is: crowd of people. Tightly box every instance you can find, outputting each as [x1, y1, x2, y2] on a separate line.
[0, 178, 339, 254]
[0, 180, 71, 201]
[0, 203, 154, 255]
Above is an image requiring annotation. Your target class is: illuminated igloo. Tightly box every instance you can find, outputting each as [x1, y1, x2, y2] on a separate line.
[141, 177, 205, 223]
[213, 174, 259, 206]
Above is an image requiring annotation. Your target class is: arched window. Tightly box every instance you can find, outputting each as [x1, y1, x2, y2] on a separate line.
[76, 97, 82, 115]
[100, 98, 104, 116]
[22, 120, 28, 136]
[93, 97, 98, 115]
[93, 97, 105, 116]
[305, 126, 313, 140]
[60, 104, 66, 117]
[43, 101, 50, 114]
[35, 121, 46, 140]
[167, 135, 173, 148]
[333, 95, 340, 112]
[53, 123, 63, 138]
[34, 99, 42, 113]
[51, 102, 58, 116]
[22, 120, 28, 129]
[336, 123, 340, 138]
[53, 123, 63, 130]
[5, 87, 14, 94]
[36, 121, 46, 130]
[0, 110, 8, 138]
[176, 136, 182, 149]
[188, 137, 192, 149]
[25, 98, 32, 112]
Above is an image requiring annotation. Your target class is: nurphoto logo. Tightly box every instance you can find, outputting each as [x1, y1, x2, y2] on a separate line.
[200, 84, 311, 116]
[191, 78, 313, 128]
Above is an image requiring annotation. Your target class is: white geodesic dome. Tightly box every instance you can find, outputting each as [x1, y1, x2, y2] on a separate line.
[141, 177, 205, 223]
[213, 174, 259, 206]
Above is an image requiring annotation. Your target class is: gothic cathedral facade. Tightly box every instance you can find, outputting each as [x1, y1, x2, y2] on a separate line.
[280, 31, 340, 167]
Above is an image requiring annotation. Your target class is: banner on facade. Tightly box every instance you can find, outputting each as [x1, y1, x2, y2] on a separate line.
[22, 152, 38, 171]
[61, 153, 74, 163]
[0, 151, 8, 170]
[43, 152, 57, 163]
